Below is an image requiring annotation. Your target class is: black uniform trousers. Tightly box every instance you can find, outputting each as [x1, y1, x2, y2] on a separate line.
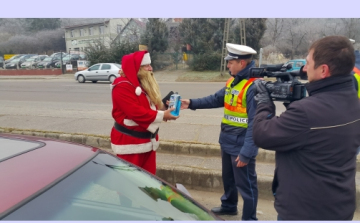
[220, 149, 258, 220]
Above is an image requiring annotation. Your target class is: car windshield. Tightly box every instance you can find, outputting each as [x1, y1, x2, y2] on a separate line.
[3, 153, 216, 221]
[10, 59, 20, 63]
[25, 58, 36, 62]
[43, 57, 52, 62]
[62, 55, 71, 61]
[8, 55, 22, 60]
[114, 64, 121, 69]
[50, 53, 63, 57]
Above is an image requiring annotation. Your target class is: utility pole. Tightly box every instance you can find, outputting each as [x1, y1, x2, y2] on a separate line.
[239, 19, 246, 45]
[220, 18, 230, 76]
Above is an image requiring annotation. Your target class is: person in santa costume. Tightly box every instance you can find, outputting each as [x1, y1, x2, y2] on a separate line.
[110, 50, 178, 174]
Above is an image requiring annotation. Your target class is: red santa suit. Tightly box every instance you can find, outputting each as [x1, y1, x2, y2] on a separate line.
[110, 51, 164, 174]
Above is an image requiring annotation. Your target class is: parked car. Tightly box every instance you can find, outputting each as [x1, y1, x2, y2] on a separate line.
[55, 54, 82, 68]
[5, 58, 21, 69]
[0, 133, 220, 221]
[4, 54, 24, 64]
[50, 52, 67, 60]
[0, 56, 4, 68]
[16, 54, 38, 67]
[284, 59, 306, 72]
[20, 55, 48, 69]
[31, 55, 48, 68]
[37, 56, 59, 68]
[74, 63, 122, 83]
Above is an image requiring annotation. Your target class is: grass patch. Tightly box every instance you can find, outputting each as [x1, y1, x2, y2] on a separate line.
[176, 71, 230, 82]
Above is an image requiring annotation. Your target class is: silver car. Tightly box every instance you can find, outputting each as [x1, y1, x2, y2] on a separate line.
[20, 55, 48, 69]
[74, 63, 121, 83]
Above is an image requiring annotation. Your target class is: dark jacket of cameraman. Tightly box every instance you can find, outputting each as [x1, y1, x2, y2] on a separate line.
[253, 75, 360, 220]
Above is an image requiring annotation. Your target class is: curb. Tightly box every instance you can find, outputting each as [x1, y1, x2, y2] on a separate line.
[1, 127, 360, 210]
[0, 127, 276, 163]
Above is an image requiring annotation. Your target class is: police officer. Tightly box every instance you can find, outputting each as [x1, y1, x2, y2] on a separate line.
[350, 39, 360, 98]
[181, 43, 258, 220]
[350, 39, 360, 157]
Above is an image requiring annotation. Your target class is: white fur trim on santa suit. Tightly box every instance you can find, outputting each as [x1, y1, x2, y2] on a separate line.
[111, 138, 159, 155]
[123, 119, 139, 126]
[141, 53, 151, 66]
[135, 86, 142, 96]
[147, 111, 164, 133]
[111, 80, 133, 91]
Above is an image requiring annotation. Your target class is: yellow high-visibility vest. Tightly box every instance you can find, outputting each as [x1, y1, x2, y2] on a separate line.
[353, 67, 360, 99]
[354, 74, 360, 99]
[222, 77, 255, 128]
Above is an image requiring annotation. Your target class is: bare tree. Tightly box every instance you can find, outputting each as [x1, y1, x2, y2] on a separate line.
[267, 18, 284, 46]
[341, 18, 360, 39]
[277, 19, 308, 59]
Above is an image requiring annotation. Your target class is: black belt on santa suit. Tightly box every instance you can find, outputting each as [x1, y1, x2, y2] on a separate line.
[114, 122, 159, 139]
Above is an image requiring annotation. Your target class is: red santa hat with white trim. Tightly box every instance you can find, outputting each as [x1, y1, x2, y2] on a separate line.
[117, 51, 151, 95]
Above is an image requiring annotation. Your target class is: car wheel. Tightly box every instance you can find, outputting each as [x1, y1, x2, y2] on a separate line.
[77, 75, 85, 83]
[109, 75, 116, 83]
[92, 81, 97, 83]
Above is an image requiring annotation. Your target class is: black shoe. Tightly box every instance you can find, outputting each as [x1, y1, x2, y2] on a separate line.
[211, 206, 238, 215]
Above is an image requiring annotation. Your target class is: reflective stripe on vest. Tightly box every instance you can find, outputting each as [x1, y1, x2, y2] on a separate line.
[222, 77, 255, 128]
[354, 71, 360, 99]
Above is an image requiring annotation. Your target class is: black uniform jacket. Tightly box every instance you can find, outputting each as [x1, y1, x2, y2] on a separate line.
[253, 75, 360, 220]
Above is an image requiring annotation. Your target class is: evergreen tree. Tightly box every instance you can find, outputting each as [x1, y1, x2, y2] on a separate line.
[141, 18, 169, 53]
[140, 19, 169, 69]
[179, 18, 225, 54]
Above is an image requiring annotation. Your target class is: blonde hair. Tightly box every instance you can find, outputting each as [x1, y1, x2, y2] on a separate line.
[137, 66, 163, 108]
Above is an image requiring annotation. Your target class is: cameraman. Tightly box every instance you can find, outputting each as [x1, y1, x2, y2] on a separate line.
[252, 36, 360, 220]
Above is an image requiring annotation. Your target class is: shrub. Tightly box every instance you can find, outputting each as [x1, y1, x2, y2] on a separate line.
[190, 52, 221, 71]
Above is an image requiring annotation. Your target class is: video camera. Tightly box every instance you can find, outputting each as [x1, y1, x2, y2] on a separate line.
[250, 63, 308, 102]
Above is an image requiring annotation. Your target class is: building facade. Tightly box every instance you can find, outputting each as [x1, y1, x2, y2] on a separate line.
[112, 18, 146, 44]
[64, 18, 131, 53]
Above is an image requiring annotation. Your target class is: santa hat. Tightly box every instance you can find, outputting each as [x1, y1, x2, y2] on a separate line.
[116, 51, 149, 96]
[141, 52, 151, 65]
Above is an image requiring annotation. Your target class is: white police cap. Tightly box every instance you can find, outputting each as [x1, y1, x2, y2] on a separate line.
[225, 43, 257, 60]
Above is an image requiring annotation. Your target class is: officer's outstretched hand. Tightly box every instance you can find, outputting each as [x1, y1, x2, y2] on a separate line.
[180, 99, 190, 109]
[254, 79, 271, 105]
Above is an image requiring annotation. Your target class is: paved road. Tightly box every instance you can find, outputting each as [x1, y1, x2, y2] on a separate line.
[0, 79, 286, 144]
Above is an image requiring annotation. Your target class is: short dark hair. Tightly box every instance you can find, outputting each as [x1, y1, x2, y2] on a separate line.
[235, 57, 252, 65]
[309, 36, 355, 76]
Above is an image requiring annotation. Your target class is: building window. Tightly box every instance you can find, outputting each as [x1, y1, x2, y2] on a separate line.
[89, 27, 93, 36]
[117, 25, 122, 34]
[99, 25, 105, 34]
[80, 29, 84, 36]
[71, 30, 74, 37]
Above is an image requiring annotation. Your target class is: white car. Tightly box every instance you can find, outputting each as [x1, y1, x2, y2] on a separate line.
[74, 63, 121, 83]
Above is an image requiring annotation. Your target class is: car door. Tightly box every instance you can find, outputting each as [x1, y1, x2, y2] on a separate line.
[84, 64, 101, 80]
[98, 64, 112, 80]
